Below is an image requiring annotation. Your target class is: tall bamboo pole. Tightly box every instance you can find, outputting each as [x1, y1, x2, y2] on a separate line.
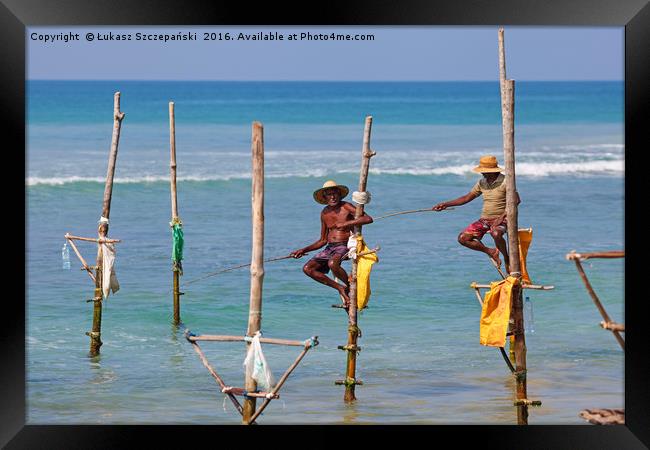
[89, 91, 124, 356]
[567, 255, 625, 350]
[498, 28, 507, 88]
[169, 101, 181, 325]
[499, 28, 528, 425]
[242, 122, 265, 423]
[343, 116, 375, 403]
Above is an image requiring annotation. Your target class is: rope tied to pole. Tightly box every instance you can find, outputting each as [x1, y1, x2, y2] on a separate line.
[348, 324, 362, 337]
[244, 331, 262, 343]
[98, 216, 109, 225]
[352, 191, 371, 205]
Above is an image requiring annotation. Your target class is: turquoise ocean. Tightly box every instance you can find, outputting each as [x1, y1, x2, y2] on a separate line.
[26, 81, 624, 424]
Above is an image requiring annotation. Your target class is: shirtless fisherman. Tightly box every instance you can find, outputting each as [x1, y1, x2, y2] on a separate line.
[290, 180, 373, 307]
[433, 155, 520, 273]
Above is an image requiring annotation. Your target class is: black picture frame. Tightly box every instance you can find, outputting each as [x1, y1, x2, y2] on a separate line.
[6, 0, 647, 447]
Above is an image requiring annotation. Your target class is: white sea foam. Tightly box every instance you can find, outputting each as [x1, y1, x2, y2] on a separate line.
[26, 157, 623, 186]
[26, 170, 333, 186]
[368, 160, 623, 177]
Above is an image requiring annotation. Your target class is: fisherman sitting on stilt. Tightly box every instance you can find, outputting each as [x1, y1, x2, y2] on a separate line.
[432, 155, 520, 274]
[290, 180, 373, 308]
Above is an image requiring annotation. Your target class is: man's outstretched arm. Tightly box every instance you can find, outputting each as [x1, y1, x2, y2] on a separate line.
[332, 203, 373, 230]
[433, 192, 479, 211]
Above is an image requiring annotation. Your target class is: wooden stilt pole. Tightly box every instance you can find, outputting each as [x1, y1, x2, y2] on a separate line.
[242, 122, 265, 424]
[89, 91, 124, 357]
[499, 28, 528, 424]
[567, 254, 625, 350]
[169, 101, 182, 325]
[342, 116, 375, 403]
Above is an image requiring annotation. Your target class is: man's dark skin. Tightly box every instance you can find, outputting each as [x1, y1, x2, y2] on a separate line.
[433, 172, 521, 273]
[290, 187, 373, 306]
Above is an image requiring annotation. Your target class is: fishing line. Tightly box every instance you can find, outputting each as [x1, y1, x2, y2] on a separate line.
[163, 206, 446, 292]
[374, 207, 454, 220]
[182, 254, 294, 288]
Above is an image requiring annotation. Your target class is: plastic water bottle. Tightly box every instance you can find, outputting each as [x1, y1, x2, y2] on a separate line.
[62, 243, 71, 270]
[524, 296, 535, 333]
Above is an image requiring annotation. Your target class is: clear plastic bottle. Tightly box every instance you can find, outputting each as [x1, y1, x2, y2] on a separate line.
[62, 242, 71, 270]
[524, 296, 535, 333]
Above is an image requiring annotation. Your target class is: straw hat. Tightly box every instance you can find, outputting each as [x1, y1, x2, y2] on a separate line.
[472, 155, 503, 173]
[313, 180, 349, 204]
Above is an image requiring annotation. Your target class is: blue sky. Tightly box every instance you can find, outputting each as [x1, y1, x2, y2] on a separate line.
[27, 26, 623, 81]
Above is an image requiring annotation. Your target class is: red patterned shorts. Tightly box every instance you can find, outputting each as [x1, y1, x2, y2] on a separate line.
[462, 217, 507, 239]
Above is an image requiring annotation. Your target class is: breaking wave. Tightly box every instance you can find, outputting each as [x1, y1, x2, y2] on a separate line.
[26, 158, 623, 186]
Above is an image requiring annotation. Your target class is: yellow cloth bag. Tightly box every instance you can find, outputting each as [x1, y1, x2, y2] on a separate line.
[355, 235, 378, 311]
[518, 228, 533, 285]
[479, 275, 519, 347]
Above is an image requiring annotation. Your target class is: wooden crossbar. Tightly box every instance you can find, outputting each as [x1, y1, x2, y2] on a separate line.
[470, 282, 554, 290]
[188, 334, 310, 347]
[65, 233, 122, 244]
[185, 329, 318, 424]
[600, 321, 625, 332]
[566, 250, 624, 261]
[514, 399, 542, 406]
[222, 387, 280, 399]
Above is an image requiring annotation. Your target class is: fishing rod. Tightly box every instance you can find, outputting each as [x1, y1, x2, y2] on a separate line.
[174, 246, 381, 291]
[182, 254, 294, 287]
[374, 207, 454, 220]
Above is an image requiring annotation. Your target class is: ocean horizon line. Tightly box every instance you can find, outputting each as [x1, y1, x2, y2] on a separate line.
[27, 79, 624, 83]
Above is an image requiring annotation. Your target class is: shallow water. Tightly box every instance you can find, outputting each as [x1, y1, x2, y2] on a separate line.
[26, 81, 624, 424]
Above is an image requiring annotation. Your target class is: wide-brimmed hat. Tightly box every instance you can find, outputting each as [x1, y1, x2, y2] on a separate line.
[472, 155, 503, 173]
[313, 180, 349, 204]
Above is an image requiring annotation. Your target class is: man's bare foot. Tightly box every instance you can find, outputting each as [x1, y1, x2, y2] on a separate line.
[338, 286, 351, 309]
[487, 248, 501, 268]
[487, 249, 505, 278]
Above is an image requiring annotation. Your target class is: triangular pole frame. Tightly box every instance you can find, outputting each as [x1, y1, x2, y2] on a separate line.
[185, 330, 318, 424]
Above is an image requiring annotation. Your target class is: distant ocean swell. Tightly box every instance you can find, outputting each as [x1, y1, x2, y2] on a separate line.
[26, 158, 623, 186]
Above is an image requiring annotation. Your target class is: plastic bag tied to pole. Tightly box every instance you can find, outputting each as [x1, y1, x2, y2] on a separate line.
[243, 332, 276, 392]
[170, 218, 184, 275]
[101, 242, 120, 299]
